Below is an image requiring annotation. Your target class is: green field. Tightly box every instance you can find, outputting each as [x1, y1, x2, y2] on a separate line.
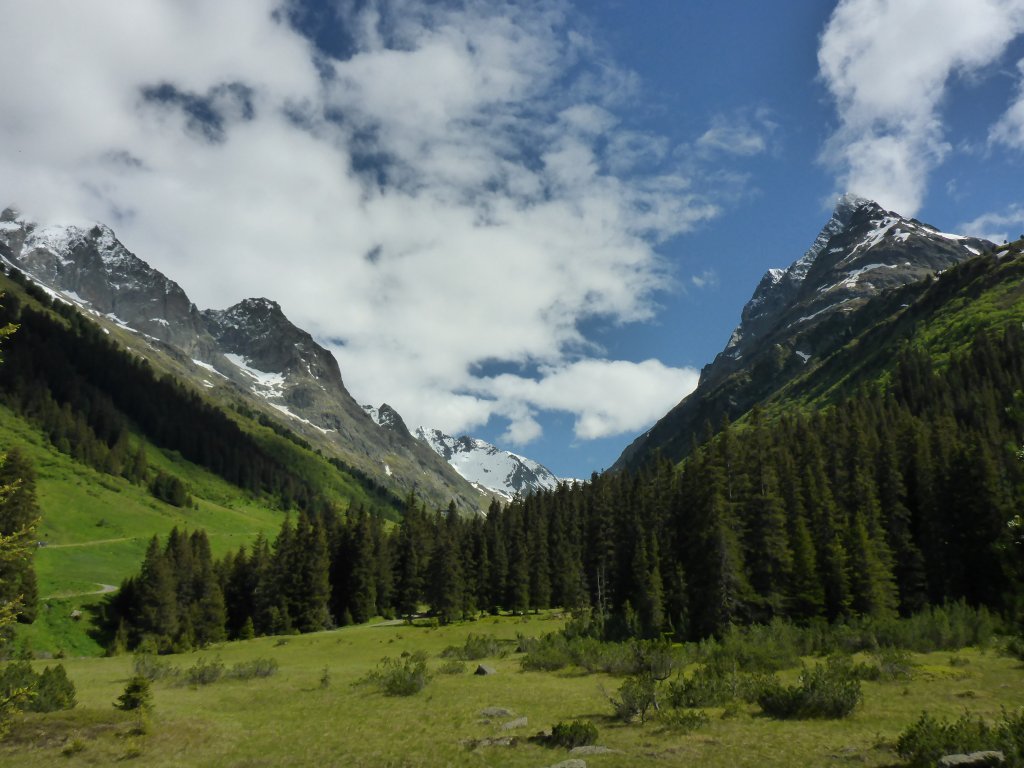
[0, 404, 285, 657]
[1, 613, 1022, 767]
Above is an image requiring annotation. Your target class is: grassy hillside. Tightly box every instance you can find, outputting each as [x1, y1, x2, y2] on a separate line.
[1, 613, 1022, 767]
[0, 404, 286, 657]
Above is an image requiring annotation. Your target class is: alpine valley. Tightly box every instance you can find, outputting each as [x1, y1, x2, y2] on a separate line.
[1, 195, 1023, 768]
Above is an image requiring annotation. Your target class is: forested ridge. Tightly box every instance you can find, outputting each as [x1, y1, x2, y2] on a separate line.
[107, 316, 1024, 650]
[0, 267, 399, 517]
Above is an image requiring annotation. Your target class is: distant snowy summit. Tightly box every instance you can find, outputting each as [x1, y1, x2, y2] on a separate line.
[361, 404, 564, 502]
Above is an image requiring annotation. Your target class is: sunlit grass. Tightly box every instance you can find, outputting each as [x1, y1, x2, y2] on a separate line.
[1, 615, 1022, 767]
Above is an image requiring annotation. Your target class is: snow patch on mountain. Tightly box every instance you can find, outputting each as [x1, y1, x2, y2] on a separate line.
[411, 426, 562, 502]
[224, 353, 285, 397]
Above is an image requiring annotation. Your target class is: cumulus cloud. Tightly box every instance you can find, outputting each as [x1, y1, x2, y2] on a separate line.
[477, 359, 699, 444]
[817, 0, 1024, 215]
[0, 0, 717, 445]
[957, 204, 1024, 243]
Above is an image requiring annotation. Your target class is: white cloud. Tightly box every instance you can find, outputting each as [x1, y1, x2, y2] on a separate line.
[957, 204, 1024, 243]
[818, 0, 1024, 215]
[0, 0, 714, 446]
[990, 58, 1024, 148]
[696, 110, 776, 157]
[690, 269, 719, 290]
[477, 359, 700, 443]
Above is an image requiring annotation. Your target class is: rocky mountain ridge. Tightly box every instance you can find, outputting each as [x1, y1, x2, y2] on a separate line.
[0, 207, 485, 513]
[613, 195, 993, 471]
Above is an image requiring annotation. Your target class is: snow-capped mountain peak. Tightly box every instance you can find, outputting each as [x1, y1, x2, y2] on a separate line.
[411, 425, 563, 502]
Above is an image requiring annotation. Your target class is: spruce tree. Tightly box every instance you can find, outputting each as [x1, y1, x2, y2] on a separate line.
[0, 448, 39, 622]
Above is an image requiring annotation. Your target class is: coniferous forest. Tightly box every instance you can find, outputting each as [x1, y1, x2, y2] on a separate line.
[106, 319, 1024, 651]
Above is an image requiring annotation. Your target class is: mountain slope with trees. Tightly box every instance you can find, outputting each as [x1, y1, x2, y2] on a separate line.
[108, 245, 1024, 648]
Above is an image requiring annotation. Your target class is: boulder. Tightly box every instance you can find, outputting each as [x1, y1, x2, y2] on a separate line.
[474, 664, 496, 676]
[500, 716, 528, 731]
[938, 752, 1005, 767]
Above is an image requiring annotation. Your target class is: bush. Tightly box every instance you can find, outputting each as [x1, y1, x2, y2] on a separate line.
[437, 660, 466, 675]
[757, 657, 862, 719]
[895, 709, 1024, 768]
[667, 664, 773, 708]
[184, 656, 225, 686]
[32, 665, 77, 712]
[115, 676, 152, 711]
[440, 634, 510, 661]
[0, 661, 76, 713]
[657, 708, 710, 732]
[227, 658, 278, 680]
[362, 652, 430, 696]
[520, 633, 682, 677]
[701, 620, 803, 673]
[549, 719, 599, 748]
[609, 674, 657, 724]
[132, 652, 180, 681]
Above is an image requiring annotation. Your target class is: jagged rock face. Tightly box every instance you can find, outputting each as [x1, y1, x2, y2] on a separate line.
[413, 426, 562, 501]
[0, 208, 215, 356]
[0, 208, 485, 513]
[702, 195, 989, 388]
[362, 404, 412, 437]
[613, 195, 992, 472]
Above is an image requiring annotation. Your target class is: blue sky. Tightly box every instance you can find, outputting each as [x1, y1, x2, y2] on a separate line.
[5, 1, 1024, 479]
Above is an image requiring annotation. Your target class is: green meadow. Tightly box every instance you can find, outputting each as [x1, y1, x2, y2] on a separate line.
[0, 403, 284, 657]
[2, 614, 1023, 767]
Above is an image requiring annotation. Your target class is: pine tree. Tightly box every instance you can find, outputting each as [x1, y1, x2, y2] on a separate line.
[0, 448, 39, 623]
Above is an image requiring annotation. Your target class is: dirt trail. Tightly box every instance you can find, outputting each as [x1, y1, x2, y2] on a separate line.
[41, 583, 119, 600]
[42, 537, 135, 549]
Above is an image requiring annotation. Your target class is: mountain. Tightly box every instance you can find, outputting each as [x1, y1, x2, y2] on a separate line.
[414, 425, 563, 501]
[0, 207, 485, 513]
[613, 195, 994, 472]
[359, 401, 562, 500]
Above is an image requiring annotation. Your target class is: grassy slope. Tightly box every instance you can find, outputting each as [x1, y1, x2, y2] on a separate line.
[1, 613, 1022, 767]
[0, 404, 286, 657]
[0, 269, 409, 655]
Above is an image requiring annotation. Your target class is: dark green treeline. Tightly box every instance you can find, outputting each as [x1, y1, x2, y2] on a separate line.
[109, 324, 1024, 651]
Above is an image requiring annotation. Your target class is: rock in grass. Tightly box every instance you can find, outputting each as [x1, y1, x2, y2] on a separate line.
[547, 760, 587, 768]
[938, 752, 1005, 767]
[570, 746, 616, 755]
[480, 707, 515, 717]
[500, 716, 528, 731]
[475, 664, 496, 676]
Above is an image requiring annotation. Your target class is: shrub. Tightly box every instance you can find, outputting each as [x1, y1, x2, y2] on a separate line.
[657, 708, 710, 732]
[757, 657, 862, 719]
[227, 658, 278, 680]
[0, 661, 77, 713]
[115, 676, 152, 712]
[667, 664, 773, 708]
[361, 652, 430, 696]
[437, 660, 466, 675]
[132, 653, 180, 681]
[702, 620, 803, 673]
[31, 665, 76, 712]
[184, 657, 225, 686]
[609, 674, 657, 724]
[440, 634, 510, 661]
[549, 719, 599, 748]
[897, 712, 990, 768]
